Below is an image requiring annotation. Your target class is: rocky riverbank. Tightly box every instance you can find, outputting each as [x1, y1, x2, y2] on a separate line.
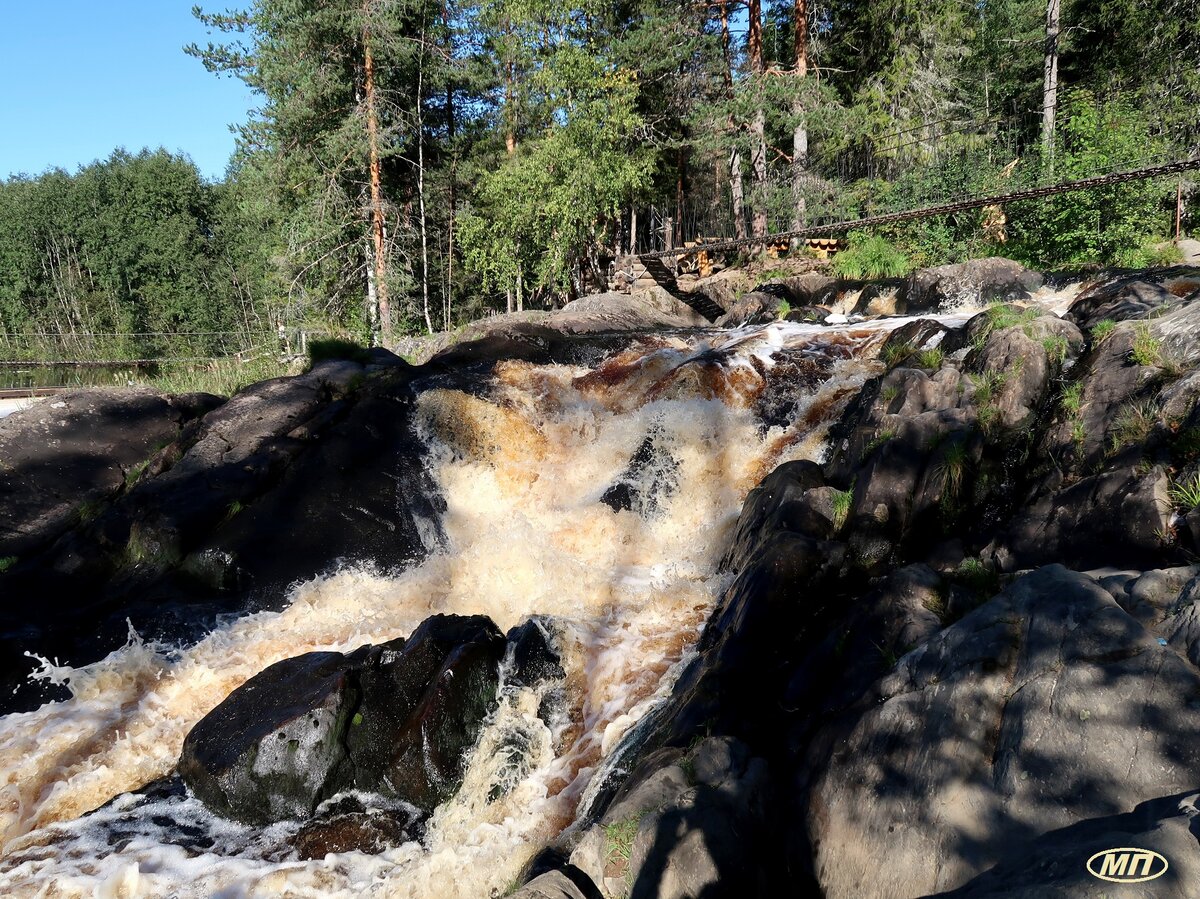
[2, 259, 1200, 897]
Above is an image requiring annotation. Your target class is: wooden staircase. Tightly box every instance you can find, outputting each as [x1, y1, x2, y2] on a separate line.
[611, 253, 726, 322]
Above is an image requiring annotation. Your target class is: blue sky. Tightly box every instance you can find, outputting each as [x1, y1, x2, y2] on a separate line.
[0, 2, 255, 181]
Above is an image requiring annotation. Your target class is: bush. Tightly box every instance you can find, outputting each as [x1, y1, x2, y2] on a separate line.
[832, 232, 911, 279]
[307, 338, 372, 366]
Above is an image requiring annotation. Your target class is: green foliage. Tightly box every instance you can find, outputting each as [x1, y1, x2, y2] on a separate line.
[1169, 473, 1200, 510]
[136, 356, 289, 397]
[1042, 335, 1069, 366]
[881, 341, 914, 368]
[831, 487, 854, 531]
[1108, 401, 1159, 452]
[1091, 319, 1117, 343]
[915, 348, 944, 370]
[604, 816, 642, 869]
[933, 440, 970, 502]
[308, 338, 372, 366]
[0, 556, 16, 574]
[832, 232, 910, 279]
[1008, 94, 1175, 268]
[1061, 381, 1083, 416]
[1129, 323, 1164, 367]
[775, 299, 792, 319]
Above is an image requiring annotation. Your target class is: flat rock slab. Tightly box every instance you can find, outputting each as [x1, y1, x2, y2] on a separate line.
[807, 565, 1200, 898]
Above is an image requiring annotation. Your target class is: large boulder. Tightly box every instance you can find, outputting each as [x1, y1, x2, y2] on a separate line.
[996, 465, 1172, 571]
[715, 291, 781, 327]
[906, 258, 1043, 313]
[179, 614, 506, 825]
[568, 736, 770, 899]
[1065, 266, 1200, 331]
[805, 565, 1200, 898]
[556, 289, 709, 331]
[0, 389, 221, 560]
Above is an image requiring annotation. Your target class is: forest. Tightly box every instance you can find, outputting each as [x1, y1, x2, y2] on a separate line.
[0, 0, 1197, 350]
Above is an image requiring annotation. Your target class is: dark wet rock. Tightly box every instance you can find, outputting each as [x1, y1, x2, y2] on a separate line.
[878, 318, 952, 362]
[293, 808, 415, 859]
[0, 362, 451, 712]
[906, 257, 1043, 313]
[599, 429, 679, 515]
[803, 565, 1200, 898]
[715, 291, 781, 327]
[179, 613, 505, 825]
[569, 736, 770, 899]
[505, 617, 565, 689]
[0, 389, 221, 560]
[1066, 266, 1200, 331]
[719, 459, 826, 572]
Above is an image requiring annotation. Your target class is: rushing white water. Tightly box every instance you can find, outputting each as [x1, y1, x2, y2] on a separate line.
[0, 300, 1080, 898]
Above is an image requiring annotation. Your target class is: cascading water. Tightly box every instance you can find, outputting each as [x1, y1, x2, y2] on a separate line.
[0, 301, 1078, 897]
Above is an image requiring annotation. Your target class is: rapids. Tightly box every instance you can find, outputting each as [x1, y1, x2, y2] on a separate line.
[0, 290, 1080, 898]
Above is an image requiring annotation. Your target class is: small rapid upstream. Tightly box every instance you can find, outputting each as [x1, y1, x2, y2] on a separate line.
[0, 295, 1078, 897]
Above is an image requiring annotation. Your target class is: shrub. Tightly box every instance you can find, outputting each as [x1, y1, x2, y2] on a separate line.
[915, 348, 945, 370]
[308, 338, 372, 366]
[833, 232, 910, 279]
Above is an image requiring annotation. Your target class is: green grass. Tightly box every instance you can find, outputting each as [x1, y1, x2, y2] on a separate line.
[776, 298, 792, 319]
[972, 303, 1041, 350]
[1108, 400, 1159, 453]
[861, 429, 897, 460]
[832, 232, 910, 279]
[953, 557, 1000, 597]
[137, 355, 290, 397]
[881, 341, 914, 368]
[1170, 473, 1200, 510]
[881, 384, 901, 404]
[915, 348, 944, 370]
[1042, 335, 1069, 366]
[124, 458, 151, 488]
[1060, 381, 1083, 416]
[755, 266, 791, 286]
[831, 487, 854, 531]
[75, 499, 105, 525]
[1130, 323, 1164, 367]
[1091, 319, 1117, 343]
[0, 556, 16, 574]
[223, 500, 245, 523]
[933, 441, 970, 502]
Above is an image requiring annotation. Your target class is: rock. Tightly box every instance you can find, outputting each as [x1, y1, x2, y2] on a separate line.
[1067, 276, 1182, 330]
[505, 617, 565, 689]
[569, 737, 770, 899]
[931, 792, 1200, 897]
[879, 319, 952, 363]
[905, 257, 1043, 313]
[292, 808, 415, 859]
[557, 289, 709, 331]
[720, 460, 827, 572]
[0, 389, 220, 560]
[507, 870, 597, 899]
[783, 305, 830, 323]
[997, 466, 1172, 571]
[599, 429, 679, 515]
[852, 280, 904, 317]
[180, 613, 505, 825]
[715, 291, 780, 327]
[782, 271, 837, 305]
[824, 312, 849, 325]
[805, 565, 1200, 898]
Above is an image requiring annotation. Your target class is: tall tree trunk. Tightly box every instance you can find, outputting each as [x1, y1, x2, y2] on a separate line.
[416, 23, 433, 335]
[748, 0, 768, 241]
[718, 0, 748, 241]
[1042, 0, 1060, 160]
[504, 23, 517, 156]
[790, 0, 809, 236]
[363, 4, 391, 340]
